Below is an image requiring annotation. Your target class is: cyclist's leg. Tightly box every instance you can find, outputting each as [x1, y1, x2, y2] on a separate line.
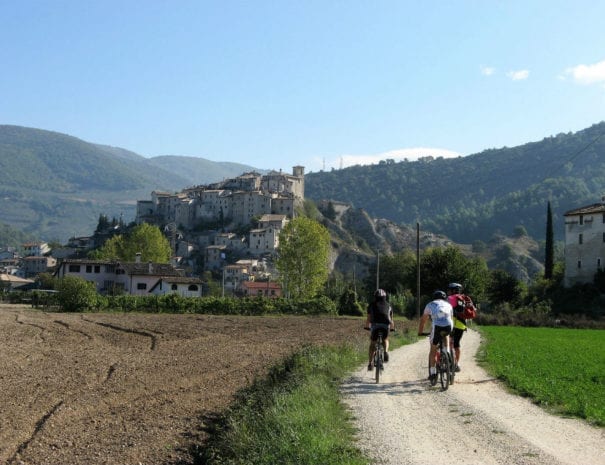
[368, 330, 377, 369]
[382, 328, 390, 361]
[428, 330, 440, 380]
[452, 328, 463, 367]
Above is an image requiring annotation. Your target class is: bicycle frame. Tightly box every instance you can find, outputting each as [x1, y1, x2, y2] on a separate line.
[373, 331, 385, 383]
[435, 331, 455, 389]
[423, 330, 454, 390]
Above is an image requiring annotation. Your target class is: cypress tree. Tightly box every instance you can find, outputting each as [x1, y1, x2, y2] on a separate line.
[544, 201, 554, 279]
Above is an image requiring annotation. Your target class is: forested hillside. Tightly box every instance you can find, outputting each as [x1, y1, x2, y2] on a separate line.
[0, 126, 257, 241]
[1, 122, 604, 246]
[305, 122, 605, 243]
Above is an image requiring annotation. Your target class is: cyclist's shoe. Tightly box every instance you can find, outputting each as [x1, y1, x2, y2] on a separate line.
[384, 352, 389, 362]
[429, 373, 437, 383]
[367, 363, 373, 371]
[455, 365, 461, 372]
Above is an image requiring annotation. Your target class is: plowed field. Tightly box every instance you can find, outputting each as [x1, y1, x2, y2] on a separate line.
[0, 304, 365, 465]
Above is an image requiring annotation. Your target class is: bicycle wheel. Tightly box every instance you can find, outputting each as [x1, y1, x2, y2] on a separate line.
[375, 345, 383, 383]
[439, 349, 450, 390]
[449, 351, 456, 385]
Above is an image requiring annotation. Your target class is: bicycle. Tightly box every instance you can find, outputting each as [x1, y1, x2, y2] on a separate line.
[421, 330, 455, 390]
[365, 326, 390, 383]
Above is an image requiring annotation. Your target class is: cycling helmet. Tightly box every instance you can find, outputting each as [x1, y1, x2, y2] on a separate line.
[375, 289, 387, 299]
[448, 282, 463, 292]
[433, 290, 447, 300]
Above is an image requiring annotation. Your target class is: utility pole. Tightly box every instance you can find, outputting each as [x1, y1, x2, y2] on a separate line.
[376, 250, 380, 290]
[416, 222, 421, 318]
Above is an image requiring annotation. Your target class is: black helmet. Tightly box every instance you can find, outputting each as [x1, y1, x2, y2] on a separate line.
[433, 290, 447, 300]
[448, 282, 463, 292]
[375, 289, 387, 299]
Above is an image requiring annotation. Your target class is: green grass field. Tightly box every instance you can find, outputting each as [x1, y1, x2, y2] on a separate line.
[478, 326, 605, 426]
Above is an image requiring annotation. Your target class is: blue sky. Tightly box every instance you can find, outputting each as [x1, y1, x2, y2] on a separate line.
[2, 1, 604, 173]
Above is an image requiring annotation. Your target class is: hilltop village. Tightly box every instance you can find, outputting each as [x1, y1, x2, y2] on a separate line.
[2, 163, 604, 297]
[133, 166, 305, 280]
[1, 167, 307, 298]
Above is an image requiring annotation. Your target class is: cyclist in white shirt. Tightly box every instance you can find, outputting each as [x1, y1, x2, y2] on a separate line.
[417, 290, 453, 383]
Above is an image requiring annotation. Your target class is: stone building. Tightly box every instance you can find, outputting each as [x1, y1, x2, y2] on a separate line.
[563, 197, 605, 287]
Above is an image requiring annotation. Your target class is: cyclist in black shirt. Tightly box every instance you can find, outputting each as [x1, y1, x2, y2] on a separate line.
[364, 289, 394, 370]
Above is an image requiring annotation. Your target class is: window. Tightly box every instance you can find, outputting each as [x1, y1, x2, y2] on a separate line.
[603, 232, 605, 243]
[171, 284, 178, 290]
[94, 265, 101, 273]
[86, 265, 93, 273]
[579, 233, 583, 244]
[137, 283, 147, 290]
[579, 215, 584, 225]
[188, 284, 198, 291]
[578, 260, 582, 269]
[68, 264, 81, 272]
[598, 258, 602, 269]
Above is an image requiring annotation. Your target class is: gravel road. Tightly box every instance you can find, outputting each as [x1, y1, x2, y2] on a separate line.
[342, 329, 604, 465]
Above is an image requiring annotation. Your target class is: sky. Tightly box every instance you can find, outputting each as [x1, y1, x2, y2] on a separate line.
[2, 1, 605, 173]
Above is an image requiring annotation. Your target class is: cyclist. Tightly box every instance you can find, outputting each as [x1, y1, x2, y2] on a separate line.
[364, 289, 394, 371]
[417, 290, 453, 383]
[447, 282, 467, 372]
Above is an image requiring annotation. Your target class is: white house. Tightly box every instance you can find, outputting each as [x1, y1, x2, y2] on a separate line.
[148, 276, 203, 297]
[54, 257, 184, 295]
[563, 197, 605, 287]
[22, 241, 50, 257]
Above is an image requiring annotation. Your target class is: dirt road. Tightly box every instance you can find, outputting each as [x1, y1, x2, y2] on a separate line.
[343, 329, 604, 465]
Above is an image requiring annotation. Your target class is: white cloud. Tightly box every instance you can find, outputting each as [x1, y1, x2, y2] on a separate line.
[309, 147, 461, 171]
[507, 69, 529, 81]
[480, 65, 495, 76]
[564, 59, 605, 85]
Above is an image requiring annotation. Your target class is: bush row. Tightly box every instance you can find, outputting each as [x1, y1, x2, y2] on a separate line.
[99, 294, 338, 315]
[5, 290, 339, 316]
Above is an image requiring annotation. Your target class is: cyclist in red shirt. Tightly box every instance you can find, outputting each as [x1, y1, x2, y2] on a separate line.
[447, 282, 467, 372]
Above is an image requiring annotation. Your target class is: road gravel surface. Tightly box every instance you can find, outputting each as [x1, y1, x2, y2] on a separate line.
[343, 329, 604, 465]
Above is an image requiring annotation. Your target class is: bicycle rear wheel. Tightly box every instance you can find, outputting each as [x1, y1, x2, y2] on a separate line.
[375, 347, 383, 383]
[439, 349, 450, 390]
[449, 351, 456, 385]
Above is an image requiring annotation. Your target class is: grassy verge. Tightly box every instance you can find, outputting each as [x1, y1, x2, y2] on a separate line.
[477, 326, 605, 426]
[197, 321, 416, 465]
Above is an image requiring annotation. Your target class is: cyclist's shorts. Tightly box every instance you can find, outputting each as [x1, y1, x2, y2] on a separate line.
[371, 324, 389, 342]
[432, 324, 452, 346]
[452, 327, 465, 348]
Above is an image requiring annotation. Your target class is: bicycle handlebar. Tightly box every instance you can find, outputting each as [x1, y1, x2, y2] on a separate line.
[364, 326, 396, 332]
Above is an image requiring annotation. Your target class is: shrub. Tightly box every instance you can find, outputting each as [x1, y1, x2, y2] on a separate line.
[56, 276, 98, 312]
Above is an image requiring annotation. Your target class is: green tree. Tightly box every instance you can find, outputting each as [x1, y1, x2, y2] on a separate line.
[95, 223, 171, 262]
[513, 225, 528, 237]
[337, 285, 364, 316]
[544, 201, 554, 279]
[419, 246, 488, 301]
[324, 201, 337, 221]
[487, 269, 525, 306]
[277, 217, 330, 299]
[95, 214, 110, 233]
[56, 276, 98, 312]
[365, 250, 416, 296]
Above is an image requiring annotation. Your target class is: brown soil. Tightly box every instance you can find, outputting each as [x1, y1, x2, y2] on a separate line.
[0, 304, 366, 465]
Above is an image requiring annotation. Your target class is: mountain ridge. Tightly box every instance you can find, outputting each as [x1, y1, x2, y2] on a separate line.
[1, 122, 603, 250]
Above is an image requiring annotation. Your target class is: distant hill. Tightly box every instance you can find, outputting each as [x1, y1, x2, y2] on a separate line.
[0, 125, 258, 242]
[146, 155, 263, 187]
[305, 122, 605, 243]
[2, 121, 604, 268]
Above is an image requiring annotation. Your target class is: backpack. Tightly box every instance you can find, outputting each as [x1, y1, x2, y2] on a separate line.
[455, 294, 477, 320]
